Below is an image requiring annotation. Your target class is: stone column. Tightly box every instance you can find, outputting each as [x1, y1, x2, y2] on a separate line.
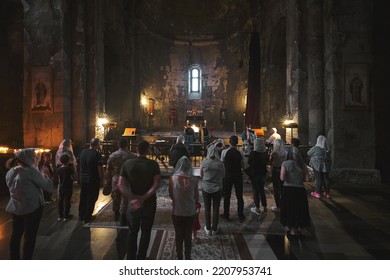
[70, 0, 87, 150]
[285, 0, 305, 142]
[84, 0, 105, 141]
[307, 0, 325, 145]
[22, 0, 72, 148]
[124, 0, 139, 128]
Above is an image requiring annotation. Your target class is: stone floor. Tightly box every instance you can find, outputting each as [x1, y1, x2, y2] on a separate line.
[1, 179, 390, 260]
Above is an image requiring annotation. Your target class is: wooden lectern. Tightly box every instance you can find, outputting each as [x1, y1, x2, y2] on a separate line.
[122, 128, 137, 151]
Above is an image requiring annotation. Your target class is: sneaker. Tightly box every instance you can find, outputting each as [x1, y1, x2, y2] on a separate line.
[63, 214, 73, 221]
[250, 207, 261, 216]
[310, 191, 321, 199]
[271, 206, 280, 213]
[323, 192, 331, 199]
[57, 216, 63, 221]
[212, 228, 220, 235]
[204, 226, 212, 236]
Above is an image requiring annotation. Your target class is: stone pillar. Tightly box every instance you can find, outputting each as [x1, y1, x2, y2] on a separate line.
[70, 0, 87, 151]
[84, 0, 105, 141]
[323, 0, 380, 183]
[307, 0, 325, 145]
[123, 0, 139, 129]
[22, 0, 71, 148]
[285, 0, 305, 143]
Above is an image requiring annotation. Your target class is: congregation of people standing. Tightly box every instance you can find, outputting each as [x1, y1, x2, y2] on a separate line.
[2, 128, 334, 260]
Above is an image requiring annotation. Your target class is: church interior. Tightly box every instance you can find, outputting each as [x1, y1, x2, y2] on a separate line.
[1, 0, 390, 260]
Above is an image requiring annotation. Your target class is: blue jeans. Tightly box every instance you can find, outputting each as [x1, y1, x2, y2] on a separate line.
[202, 189, 222, 230]
[126, 199, 156, 260]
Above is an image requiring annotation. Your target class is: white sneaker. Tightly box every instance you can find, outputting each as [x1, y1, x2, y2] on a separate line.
[271, 206, 280, 213]
[212, 228, 220, 235]
[250, 207, 261, 216]
[204, 226, 212, 236]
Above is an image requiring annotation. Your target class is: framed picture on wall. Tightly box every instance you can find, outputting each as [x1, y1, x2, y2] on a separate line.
[343, 63, 369, 110]
[31, 66, 52, 112]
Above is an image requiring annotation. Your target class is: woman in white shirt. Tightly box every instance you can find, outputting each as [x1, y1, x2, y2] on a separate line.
[169, 156, 199, 260]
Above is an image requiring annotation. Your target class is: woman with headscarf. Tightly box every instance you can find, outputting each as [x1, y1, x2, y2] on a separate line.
[206, 138, 225, 157]
[248, 138, 269, 215]
[307, 135, 332, 198]
[55, 139, 78, 185]
[5, 148, 53, 259]
[200, 145, 225, 236]
[168, 156, 199, 260]
[55, 138, 77, 167]
[269, 139, 287, 212]
[280, 147, 310, 236]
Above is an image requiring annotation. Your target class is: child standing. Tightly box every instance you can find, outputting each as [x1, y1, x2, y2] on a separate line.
[54, 153, 76, 221]
[39, 152, 55, 203]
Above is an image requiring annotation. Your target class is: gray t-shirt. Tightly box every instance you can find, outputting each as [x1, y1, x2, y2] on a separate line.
[201, 158, 225, 194]
[282, 160, 305, 187]
[307, 146, 331, 172]
[171, 175, 197, 216]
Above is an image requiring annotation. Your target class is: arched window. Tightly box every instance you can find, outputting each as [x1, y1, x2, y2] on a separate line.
[188, 65, 202, 100]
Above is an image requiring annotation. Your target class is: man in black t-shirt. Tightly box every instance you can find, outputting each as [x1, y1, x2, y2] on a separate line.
[220, 135, 246, 221]
[118, 140, 161, 260]
[77, 138, 104, 224]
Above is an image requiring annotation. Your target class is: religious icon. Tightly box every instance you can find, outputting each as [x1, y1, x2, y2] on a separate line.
[344, 64, 369, 110]
[31, 67, 52, 112]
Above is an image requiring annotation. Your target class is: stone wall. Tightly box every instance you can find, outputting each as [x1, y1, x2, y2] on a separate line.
[0, 0, 24, 148]
[259, 0, 287, 139]
[102, 0, 260, 133]
[323, 0, 377, 182]
[0, 0, 387, 183]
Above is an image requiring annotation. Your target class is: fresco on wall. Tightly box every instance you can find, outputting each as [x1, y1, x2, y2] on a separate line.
[31, 67, 52, 112]
[344, 63, 369, 110]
